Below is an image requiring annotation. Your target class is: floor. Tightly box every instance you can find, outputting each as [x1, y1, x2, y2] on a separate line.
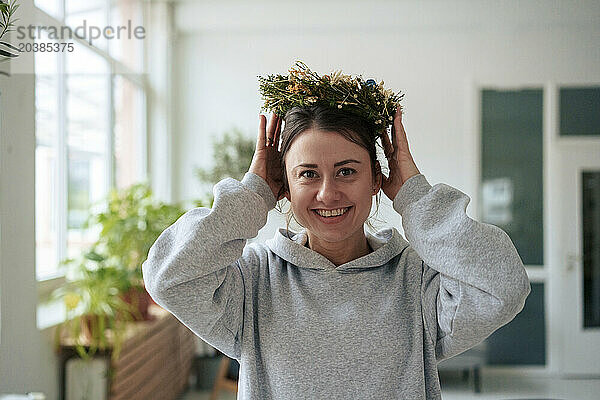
[179, 371, 600, 400]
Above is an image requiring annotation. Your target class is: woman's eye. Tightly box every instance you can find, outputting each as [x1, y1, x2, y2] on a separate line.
[300, 170, 317, 179]
[338, 168, 356, 177]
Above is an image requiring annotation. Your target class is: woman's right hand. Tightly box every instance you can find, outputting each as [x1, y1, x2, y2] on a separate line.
[249, 112, 286, 200]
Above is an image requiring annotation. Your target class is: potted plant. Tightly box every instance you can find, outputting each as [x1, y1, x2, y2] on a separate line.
[88, 183, 185, 320]
[50, 183, 186, 360]
[51, 259, 136, 360]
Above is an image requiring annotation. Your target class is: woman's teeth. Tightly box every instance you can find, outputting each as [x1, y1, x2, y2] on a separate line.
[315, 207, 350, 217]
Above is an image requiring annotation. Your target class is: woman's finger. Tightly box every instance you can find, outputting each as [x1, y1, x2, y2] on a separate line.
[257, 114, 267, 149]
[272, 115, 282, 148]
[393, 106, 409, 150]
[381, 129, 394, 159]
[266, 112, 278, 146]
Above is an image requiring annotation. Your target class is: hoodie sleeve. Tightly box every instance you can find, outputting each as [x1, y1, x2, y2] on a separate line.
[393, 174, 531, 361]
[142, 172, 276, 360]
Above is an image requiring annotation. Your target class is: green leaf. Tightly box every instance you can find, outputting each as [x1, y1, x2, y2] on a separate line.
[0, 40, 18, 51]
[0, 47, 18, 57]
[85, 251, 106, 262]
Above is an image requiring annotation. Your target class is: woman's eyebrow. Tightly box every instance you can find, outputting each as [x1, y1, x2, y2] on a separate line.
[334, 159, 361, 167]
[295, 163, 318, 169]
[293, 159, 362, 170]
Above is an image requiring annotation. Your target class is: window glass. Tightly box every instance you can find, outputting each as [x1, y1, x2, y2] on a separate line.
[65, 47, 110, 260]
[560, 87, 600, 136]
[109, 0, 144, 71]
[35, 47, 59, 146]
[67, 155, 92, 230]
[114, 75, 146, 189]
[66, 0, 106, 15]
[480, 89, 544, 265]
[583, 171, 600, 328]
[34, 0, 61, 19]
[486, 282, 546, 364]
[34, 0, 147, 280]
[66, 75, 109, 151]
[66, 41, 110, 75]
[36, 146, 59, 279]
[65, 0, 109, 51]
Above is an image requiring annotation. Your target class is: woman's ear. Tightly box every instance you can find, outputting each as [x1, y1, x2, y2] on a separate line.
[373, 161, 383, 195]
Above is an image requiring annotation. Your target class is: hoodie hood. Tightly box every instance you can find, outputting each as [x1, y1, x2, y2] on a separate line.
[265, 227, 409, 272]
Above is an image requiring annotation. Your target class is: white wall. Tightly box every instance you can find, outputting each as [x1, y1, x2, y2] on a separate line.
[172, 0, 600, 238]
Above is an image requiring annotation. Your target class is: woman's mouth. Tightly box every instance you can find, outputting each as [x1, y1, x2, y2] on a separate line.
[312, 206, 352, 223]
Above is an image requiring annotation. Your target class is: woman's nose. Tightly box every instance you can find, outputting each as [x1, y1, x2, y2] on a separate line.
[316, 178, 340, 203]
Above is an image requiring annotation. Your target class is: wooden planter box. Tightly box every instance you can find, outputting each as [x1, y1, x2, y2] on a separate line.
[59, 306, 195, 400]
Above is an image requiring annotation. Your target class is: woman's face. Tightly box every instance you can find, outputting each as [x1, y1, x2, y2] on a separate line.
[284, 129, 381, 245]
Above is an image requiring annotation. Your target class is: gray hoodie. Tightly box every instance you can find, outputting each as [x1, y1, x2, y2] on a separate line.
[142, 172, 530, 399]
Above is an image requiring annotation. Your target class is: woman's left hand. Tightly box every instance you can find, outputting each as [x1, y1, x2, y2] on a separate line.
[380, 105, 421, 201]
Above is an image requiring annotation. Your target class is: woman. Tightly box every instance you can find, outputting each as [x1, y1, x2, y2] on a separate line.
[143, 69, 530, 399]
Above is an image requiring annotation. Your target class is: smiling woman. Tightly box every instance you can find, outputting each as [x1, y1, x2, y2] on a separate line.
[142, 63, 530, 399]
[275, 106, 384, 264]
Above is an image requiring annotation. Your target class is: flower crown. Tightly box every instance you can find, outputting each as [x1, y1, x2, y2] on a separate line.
[258, 61, 404, 135]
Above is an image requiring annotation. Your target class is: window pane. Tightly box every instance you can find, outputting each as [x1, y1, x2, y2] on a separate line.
[481, 89, 544, 265]
[36, 146, 58, 280]
[66, 75, 109, 151]
[583, 171, 600, 328]
[66, 46, 110, 153]
[67, 154, 91, 230]
[65, 0, 109, 51]
[560, 87, 600, 136]
[35, 33, 60, 146]
[109, 0, 144, 71]
[66, 152, 105, 260]
[65, 48, 110, 260]
[66, 40, 110, 76]
[114, 75, 145, 188]
[35, 0, 61, 19]
[486, 282, 546, 365]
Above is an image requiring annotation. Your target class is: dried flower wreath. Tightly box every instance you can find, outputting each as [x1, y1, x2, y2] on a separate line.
[258, 61, 404, 135]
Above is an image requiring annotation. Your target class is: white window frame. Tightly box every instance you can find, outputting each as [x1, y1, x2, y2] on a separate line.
[34, 1, 149, 303]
